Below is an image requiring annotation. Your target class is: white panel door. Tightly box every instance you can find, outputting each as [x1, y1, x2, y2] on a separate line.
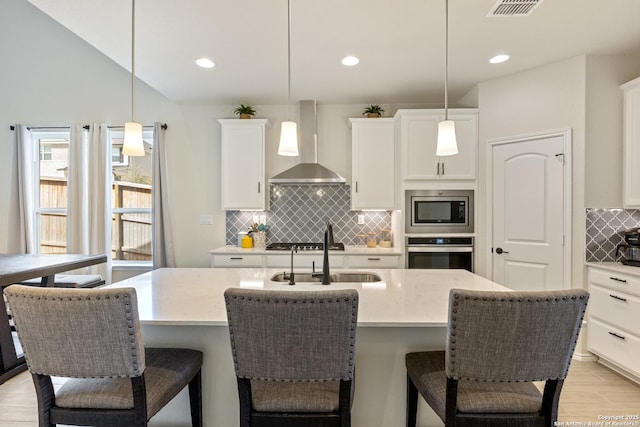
[492, 134, 566, 291]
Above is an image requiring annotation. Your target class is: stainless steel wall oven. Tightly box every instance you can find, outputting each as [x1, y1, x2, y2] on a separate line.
[405, 237, 474, 271]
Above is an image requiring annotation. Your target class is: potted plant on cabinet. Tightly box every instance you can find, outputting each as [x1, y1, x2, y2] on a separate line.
[234, 104, 256, 119]
[362, 104, 385, 118]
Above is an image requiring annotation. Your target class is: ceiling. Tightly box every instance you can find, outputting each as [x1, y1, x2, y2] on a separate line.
[27, 0, 640, 106]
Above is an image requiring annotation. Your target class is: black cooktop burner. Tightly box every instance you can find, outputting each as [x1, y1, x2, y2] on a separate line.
[266, 242, 345, 251]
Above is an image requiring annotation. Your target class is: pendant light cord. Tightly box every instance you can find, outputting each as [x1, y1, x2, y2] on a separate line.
[131, 0, 136, 123]
[444, 0, 449, 121]
[287, 0, 292, 121]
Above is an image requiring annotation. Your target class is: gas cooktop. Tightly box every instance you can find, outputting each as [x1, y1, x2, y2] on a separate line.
[265, 242, 345, 251]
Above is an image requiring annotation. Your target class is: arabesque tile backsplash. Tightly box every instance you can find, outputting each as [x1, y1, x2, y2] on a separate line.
[586, 208, 640, 262]
[226, 184, 392, 246]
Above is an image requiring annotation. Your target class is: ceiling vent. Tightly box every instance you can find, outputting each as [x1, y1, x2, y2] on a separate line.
[488, 0, 544, 17]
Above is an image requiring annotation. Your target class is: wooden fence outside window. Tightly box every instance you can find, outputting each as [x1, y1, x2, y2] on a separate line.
[39, 178, 152, 261]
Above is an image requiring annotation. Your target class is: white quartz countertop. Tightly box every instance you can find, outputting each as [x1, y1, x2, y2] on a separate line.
[106, 268, 508, 327]
[208, 245, 402, 255]
[586, 261, 640, 276]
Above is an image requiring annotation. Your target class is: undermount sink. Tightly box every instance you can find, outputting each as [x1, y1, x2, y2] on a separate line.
[270, 272, 382, 283]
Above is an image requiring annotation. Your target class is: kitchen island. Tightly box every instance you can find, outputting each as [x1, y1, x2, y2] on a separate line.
[106, 268, 508, 427]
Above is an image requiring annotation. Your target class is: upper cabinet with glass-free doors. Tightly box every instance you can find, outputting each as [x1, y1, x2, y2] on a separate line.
[395, 109, 478, 181]
[219, 119, 269, 210]
[349, 117, 396, 210]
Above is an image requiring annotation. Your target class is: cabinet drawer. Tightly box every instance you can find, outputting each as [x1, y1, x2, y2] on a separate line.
[266, 255, 344, 269]
[589, 318, 640, 377]
[347, 255, 400, 268]
[589, 267, 640, 297]
[590, 284, 640, 333]
[211, 255, 263, 268]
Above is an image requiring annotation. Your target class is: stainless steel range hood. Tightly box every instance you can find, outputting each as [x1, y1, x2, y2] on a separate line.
[270, 100, 346, 184]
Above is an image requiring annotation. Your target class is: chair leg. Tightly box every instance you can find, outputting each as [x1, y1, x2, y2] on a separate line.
[31, 373, 55, 427]
[189, 370, 203, 427]
[406, 374, 418, 427]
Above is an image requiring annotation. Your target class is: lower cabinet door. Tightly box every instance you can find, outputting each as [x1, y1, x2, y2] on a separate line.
[347, 255, 400, 268]
[211, 255, 263, 268]
[589, 318, 640, 377]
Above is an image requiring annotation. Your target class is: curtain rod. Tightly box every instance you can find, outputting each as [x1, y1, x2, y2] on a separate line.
[9, 123, 168, 131]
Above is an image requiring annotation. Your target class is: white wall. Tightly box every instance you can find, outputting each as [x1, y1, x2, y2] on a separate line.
[6, 1, 640, 278]
[475, 55, 640, 357]
[476, 55, 587, 284]
[585, 55, 640, 208]
[0, 0, 184, 252]
[0, 2, 427, 268]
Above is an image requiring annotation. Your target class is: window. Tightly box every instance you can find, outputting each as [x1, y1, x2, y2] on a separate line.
[30, 127, 154, 264]
[109, 129, 153, 262]
[33, 131, 70, 254]
[39, 145, 52, 161]
[111, 145, 125, 165]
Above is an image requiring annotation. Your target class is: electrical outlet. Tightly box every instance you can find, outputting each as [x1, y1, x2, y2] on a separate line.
[259, 215, 267, 224]
[252, 215, 260, 224]
[199, 214, 213, 225]
[358, 214, 365, 225]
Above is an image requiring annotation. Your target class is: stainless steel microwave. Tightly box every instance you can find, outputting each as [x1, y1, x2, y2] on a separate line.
[405, 190, 474, 234]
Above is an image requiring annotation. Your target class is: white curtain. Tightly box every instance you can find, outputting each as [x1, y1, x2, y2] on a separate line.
[7, 124, 35, 254]
[152, 122, 175, 268]
[66, 123, 112, 283]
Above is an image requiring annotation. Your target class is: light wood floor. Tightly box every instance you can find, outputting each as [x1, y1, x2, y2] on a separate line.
[1, 359, 640, 426]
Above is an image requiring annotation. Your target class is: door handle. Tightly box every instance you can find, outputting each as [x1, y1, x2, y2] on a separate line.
[495, 247, 509, 254]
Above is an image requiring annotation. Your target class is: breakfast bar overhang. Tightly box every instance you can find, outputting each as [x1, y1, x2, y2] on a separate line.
[106, 268, 509, 427]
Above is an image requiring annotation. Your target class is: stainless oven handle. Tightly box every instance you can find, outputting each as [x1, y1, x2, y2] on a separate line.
[406, 247, 473, 253]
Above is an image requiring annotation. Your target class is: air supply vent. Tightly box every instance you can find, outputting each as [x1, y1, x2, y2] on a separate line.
[488, 0, 544, 17]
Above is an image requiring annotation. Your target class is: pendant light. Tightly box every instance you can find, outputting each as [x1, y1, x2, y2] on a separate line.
[436, 0, 458, 157]
[123, 0, 144, 157]
[278, 0, 299, 156]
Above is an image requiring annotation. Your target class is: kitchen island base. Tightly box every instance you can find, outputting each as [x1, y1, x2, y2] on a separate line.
[105, 267, 509, 426]
[143, 325, 446, 427]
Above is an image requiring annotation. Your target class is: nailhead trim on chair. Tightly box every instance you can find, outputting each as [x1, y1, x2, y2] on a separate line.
[225, 292, 359, 382]
[7, 290, 143, 378]
[447, 292, 589, 383]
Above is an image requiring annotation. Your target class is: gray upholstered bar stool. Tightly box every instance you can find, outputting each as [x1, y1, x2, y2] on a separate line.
[406, 288, 589, 427]
[224, 288, 359, 427]
[4, 285, 203, 427]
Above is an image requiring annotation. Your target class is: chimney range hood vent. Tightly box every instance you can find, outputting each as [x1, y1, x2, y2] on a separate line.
[270, 100, 346, 184]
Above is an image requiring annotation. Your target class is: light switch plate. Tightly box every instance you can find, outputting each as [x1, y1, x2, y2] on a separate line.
[199, 214, 213, 225]
[358, 214, 365, 225]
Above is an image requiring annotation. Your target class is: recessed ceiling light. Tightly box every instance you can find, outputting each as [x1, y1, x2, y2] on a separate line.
[342, 56, 360, 66]
[489, 54, 510, 64]
[195, 58, 215, 68]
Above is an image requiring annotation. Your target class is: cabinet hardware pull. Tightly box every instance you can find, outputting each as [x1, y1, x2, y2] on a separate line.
[368, 258, 381, 261]
[230, 257, 243, 260]
[608, 331, 626, 340]
[609, 276, 628, 283]
[609, 294, 628, 302]
[258, 182, 261, 193]
[437, 162, 440, 175]
[356, 182, 358, 192]
[442, 162, 445, 175]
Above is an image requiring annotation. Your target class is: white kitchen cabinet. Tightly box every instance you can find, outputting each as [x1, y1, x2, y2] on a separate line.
[347, 254, 401, 268]
[588, 264, 640, 382]
[211, 254, 263, 268]
[349, 118, 395, 210]
[218, 119, 269, 210]
[395, 109, 478, 181]
[266, 254, 344, 270]
[622, 77, 640, 208]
